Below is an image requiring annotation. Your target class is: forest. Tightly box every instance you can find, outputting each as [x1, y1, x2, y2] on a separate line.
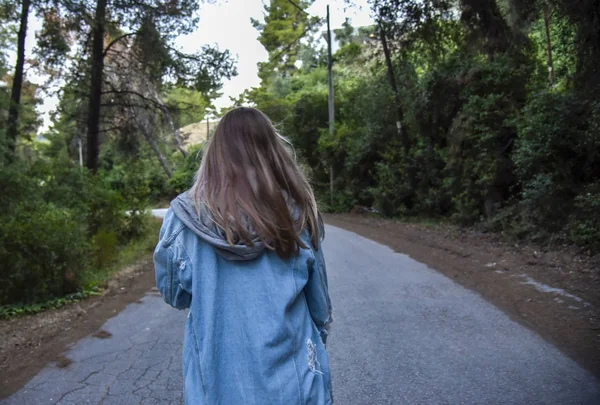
[0, 0, 599, 309]
[238, 0, 600, 251]
[0, 0, 236, 312]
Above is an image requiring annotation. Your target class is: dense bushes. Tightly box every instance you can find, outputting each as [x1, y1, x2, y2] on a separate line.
[0, 106, 195, 307]
[0, 159, 150, 306]
[0, 203, 88, 305]
[0, 0, 227, 310]
[169, 144, 203, 194]
[246, 1, 600, 252]
[507, 93, 600, 243]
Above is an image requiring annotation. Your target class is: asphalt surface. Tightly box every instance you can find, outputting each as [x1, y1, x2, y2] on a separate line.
[151, 208, 168, 219]
[3, 225, 599, 404]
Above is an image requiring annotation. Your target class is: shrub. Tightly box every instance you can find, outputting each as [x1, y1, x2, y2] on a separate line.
[371, 152, 412, 217]
[568, 182, 600, 250]
[512, 92, 600, 239]
[170, 144, 203, 194]
[0, 204, 90, 305]
[92, 228, 119, 268]
[0, 158, 152, 306]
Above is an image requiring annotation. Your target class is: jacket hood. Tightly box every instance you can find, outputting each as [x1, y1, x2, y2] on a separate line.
[170, 191, 266, 261]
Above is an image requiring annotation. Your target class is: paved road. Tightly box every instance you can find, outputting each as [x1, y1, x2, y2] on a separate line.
[151, 209, 168, 219]
[3, 226, 599, 404]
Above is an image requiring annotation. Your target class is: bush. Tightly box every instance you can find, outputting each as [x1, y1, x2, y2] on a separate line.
[511, 92, 600, 240]
[0, 204, 90, 305]
[568, 182, 600, 250]
[122, 210, 151, 242]
[169, 144, 203, 194]
[92, 228, 119, 268]
[371, 149, 413, 217]
[29, 161, 128, 237]
[0, 158, 152, 306]
[443, 54, 531, 223]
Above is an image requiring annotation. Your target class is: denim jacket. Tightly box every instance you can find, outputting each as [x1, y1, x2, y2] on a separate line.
[154, 192, 333, 404]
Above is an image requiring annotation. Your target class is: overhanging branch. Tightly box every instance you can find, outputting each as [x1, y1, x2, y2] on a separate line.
[103, 32, 139, 58]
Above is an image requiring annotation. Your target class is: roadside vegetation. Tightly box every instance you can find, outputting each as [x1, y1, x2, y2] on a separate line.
[0, 0, 233, 311]
[1, 0, 598, 312]
[240, 0, 600, 253]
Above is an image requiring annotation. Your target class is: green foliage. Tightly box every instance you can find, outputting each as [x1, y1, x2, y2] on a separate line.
[568, 182, 600, 250]
[35, 9, 71, 70]
[0, 0, 237, 310]
[2, 0, 599, 315]
[92, 229, 119, 268]
[443, 53, 532, 222]
[164, 87, 209, 128]
[0, 217, 161, 319]
[371, 147, 412, 217]
[514, 92, 597, 188]
[0, 287, 102, 320]
[251, 0, 318, 83]
[170, 144, 203, 194]
[244, 0, 600, 252]
[79, 218, 162, 292]
[0, 202, 89, 305]
[100, 139, 173, 205]
[506, 92, 600, 240]
[0, 157, 154, 306]
[527, 7, 577, 89]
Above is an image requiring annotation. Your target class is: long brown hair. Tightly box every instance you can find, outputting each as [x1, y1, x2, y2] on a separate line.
[192, 107, 322, 258]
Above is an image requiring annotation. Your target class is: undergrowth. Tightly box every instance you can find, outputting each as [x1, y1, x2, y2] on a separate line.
[0, 218, 162, 320]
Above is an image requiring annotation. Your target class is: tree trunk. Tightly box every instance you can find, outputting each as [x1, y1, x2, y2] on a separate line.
[379, 23, 415, 208]
[131, 107, 172, 178]
[6, 0, 31, 154]
[326, 5, 335, 208]
[86, 0, 108, 173]
[151, 91, 187, 157]
[378, 24, 410, 155]
[543, 4, 554, 84]
[140, 126, 172, 178]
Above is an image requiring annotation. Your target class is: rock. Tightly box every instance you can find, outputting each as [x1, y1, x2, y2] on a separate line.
[560, 253, 573, 265]
[349, 205, 370, 215]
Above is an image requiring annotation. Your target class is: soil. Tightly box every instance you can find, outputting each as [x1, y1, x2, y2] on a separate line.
[0, 256, 157, 399]
[325, 214, 600, 378]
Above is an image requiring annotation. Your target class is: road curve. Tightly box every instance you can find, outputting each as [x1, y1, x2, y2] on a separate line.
[3, 225, 599, 404]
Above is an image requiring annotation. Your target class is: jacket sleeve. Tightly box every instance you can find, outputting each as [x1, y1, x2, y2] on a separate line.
[154, 208, 193, 310]
[304, 230, 333, 345]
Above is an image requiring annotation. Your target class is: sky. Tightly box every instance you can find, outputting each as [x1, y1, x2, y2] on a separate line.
[18, 0, 375, 131]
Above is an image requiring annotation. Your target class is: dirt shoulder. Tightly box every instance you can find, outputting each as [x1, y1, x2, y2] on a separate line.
[325, 213, 600, 378]
[0, 256, 157, 399]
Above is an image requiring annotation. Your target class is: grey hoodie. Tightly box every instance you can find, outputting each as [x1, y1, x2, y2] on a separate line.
[170, 191, 266, 261]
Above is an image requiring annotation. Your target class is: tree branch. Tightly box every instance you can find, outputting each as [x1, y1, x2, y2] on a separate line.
[60, 0, 94, 24]
[101, 102, 161, 110]
[103, 32, 139, 58]
[101, 88, 165, 109]
[98, 125, 130, 134]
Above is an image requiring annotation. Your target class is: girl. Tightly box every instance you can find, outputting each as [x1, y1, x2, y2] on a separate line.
[154, 107, 333, 404]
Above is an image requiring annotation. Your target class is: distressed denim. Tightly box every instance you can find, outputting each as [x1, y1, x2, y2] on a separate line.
[154, 207, 333, 404]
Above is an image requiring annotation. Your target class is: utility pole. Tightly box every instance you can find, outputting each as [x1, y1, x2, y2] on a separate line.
[326, 5, 334, 207]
